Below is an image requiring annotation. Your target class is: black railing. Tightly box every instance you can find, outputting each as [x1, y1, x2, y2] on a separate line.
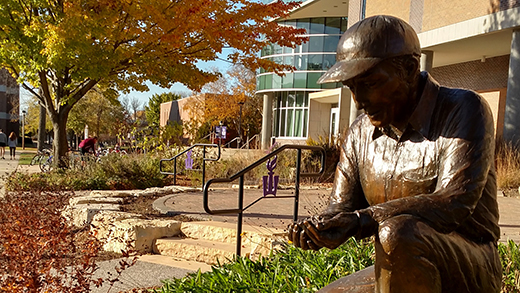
[160, 144, 221, 186]
[203, 144, 325, 256]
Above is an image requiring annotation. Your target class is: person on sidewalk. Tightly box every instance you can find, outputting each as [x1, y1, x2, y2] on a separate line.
[0, 129, 7, 160]
[8, 132, 17, 160]
[288, 15, 501, 292]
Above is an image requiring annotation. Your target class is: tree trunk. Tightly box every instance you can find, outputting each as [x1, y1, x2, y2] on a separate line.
[37, 103, 46, 151]
[51, 111, 70, 168]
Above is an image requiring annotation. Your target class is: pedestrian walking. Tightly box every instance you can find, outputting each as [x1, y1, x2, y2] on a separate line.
[0, 129, 7, 159]
[8, 132, 17, 160]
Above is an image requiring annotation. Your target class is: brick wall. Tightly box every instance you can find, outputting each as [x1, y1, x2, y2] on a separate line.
[0, 68, 19, 136]
[430, 55, 509, 91]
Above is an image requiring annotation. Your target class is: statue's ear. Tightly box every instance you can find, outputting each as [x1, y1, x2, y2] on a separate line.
[404, 57, 420, 81]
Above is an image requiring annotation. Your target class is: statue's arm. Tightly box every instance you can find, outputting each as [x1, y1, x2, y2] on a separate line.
[322, 118, 368, 217]
[358, 91, 495, 234]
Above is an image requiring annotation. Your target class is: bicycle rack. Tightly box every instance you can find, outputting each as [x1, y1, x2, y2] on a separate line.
[203, 144, 325, 256]
[160, 143, 221, 186]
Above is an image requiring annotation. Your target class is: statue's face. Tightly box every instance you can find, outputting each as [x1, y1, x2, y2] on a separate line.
[343, 60, 415, 129]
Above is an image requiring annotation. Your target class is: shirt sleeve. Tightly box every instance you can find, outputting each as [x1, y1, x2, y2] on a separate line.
[358, 90, 495, 235]
[323, 116, 369, 216]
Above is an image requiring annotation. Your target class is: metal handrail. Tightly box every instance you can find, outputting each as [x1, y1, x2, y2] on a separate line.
[223, 137, 241, 148]
[160, 143, 221, 186]
[241, 134, 259, 149]
[203, 144, 325, 256]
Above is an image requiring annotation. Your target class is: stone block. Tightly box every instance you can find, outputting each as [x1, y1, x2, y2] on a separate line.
[92, 215, 182, 253]
[62, 203, 121, 227]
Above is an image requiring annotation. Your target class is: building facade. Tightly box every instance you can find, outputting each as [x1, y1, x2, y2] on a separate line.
[0, 68, 19, 136]
[258, 0, 520, 148]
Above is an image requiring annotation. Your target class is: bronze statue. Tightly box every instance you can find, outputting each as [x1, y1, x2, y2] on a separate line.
[288, 15, 501, 292]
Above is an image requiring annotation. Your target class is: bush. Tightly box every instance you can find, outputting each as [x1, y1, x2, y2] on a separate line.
[0, 188, 135, 292]
[154, 238, 374, 293]
[496, 139, 520, 190]
[7, 152, 173, 191]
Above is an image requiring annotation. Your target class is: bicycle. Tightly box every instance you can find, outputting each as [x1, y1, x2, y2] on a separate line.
[30, 148, 52, 166]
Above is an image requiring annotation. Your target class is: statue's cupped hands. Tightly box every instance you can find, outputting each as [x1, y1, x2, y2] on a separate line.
[288, 212, 360, 250]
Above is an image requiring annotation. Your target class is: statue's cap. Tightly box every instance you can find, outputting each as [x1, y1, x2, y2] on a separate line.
[317, 15, 421, 84]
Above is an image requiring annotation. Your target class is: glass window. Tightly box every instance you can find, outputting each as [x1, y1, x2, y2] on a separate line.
[283, 55, 294, 66]
[310, 18, 325, 34]
[323, 54, 336, 70]
[340, 17, 348, 33]
[293, 73, 307, 88]
[303, 109, 308, 137]
[257, 76, 262, 90]
[273, 109, 279, 136]
[280, 109, 286, 136]
[324, 35, 340, 52]
[272, 56, 283, 64]
[282, 73, 293, 88]
[309, 36, 324, 52]
[325, 18, 341, 34]
[265, 74, 273, 89]
[307, 72, 322, 89]
[294, 55, 308, 70]
[287, 109, 294, 136]
[281, 92, 287, 107]
[273, 43, 282, 55]
[321, 80, 337, 89]
[272, 74, 282, 89]
[296, 92, 304, 106]
[307, 54, 323, 70]
[287, 92, 295, 107]
[285, 20, 296, 28]
[296, 18, 310, 34]
[284, 46, 293, 54]
[294, 109, 303, 137]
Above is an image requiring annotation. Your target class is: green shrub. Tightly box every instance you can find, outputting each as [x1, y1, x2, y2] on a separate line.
[7, 153, 173, 191]
[154, 238, 374, 293]
[500, 240, 520, 292]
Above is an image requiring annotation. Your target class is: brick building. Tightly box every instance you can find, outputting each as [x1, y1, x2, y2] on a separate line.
[258, 0, 520, 148]
[0, 68, 19, 136]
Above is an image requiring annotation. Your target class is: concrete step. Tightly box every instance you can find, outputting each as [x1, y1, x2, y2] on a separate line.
[153, 236, 244, 265]
[138, 254, 212, 272]
[180, 221, 286, 259]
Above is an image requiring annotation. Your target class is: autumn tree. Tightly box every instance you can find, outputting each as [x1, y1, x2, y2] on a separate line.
[186, 64, 260, 145]
[67, 88, 129, 141]
[0, 0, 306, 165]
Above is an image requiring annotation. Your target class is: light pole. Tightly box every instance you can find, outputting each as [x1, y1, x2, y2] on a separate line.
[22, 110, 26, 150]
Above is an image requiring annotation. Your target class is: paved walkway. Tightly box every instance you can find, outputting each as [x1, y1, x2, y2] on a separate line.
[156, 187, 520, 243]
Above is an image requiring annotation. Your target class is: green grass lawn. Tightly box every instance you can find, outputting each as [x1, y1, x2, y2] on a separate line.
[18, 149, 37, 165]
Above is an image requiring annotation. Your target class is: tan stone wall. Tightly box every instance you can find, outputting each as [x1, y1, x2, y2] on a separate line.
[422, 0, 499, 31]
[365, 0, 410, 22]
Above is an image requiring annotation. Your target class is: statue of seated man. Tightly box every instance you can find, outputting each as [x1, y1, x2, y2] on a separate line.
[288, 15, 501, 293]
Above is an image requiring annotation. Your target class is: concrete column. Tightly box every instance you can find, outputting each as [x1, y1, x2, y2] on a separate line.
[261, 93, 273, 150]
[504, 30, 520, 144]
[348, 0, 362, 27]
[420, 51, 434, 72]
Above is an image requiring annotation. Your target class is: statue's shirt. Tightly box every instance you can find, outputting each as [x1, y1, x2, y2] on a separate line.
[328, 72, 500, 243]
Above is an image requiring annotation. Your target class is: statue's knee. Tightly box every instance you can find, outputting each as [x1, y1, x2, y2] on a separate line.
[378, 215, 424, 256]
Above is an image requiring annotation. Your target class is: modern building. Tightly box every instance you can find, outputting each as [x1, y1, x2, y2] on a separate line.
[258, 0, 520, 148]
[0, 68, 20, 136]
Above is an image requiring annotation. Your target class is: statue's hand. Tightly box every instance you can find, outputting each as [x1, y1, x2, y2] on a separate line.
[301, 212, 360, 250]
[287, 220, 322, 251]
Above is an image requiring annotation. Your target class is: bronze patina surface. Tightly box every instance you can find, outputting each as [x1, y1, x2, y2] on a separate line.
[288, 15, 501, 292]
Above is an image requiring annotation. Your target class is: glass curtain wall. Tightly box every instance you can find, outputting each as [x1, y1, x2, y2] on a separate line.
[258, 17, 347, 138]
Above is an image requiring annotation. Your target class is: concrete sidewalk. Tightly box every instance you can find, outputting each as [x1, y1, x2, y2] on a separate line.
[155, 187, 520, 243]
